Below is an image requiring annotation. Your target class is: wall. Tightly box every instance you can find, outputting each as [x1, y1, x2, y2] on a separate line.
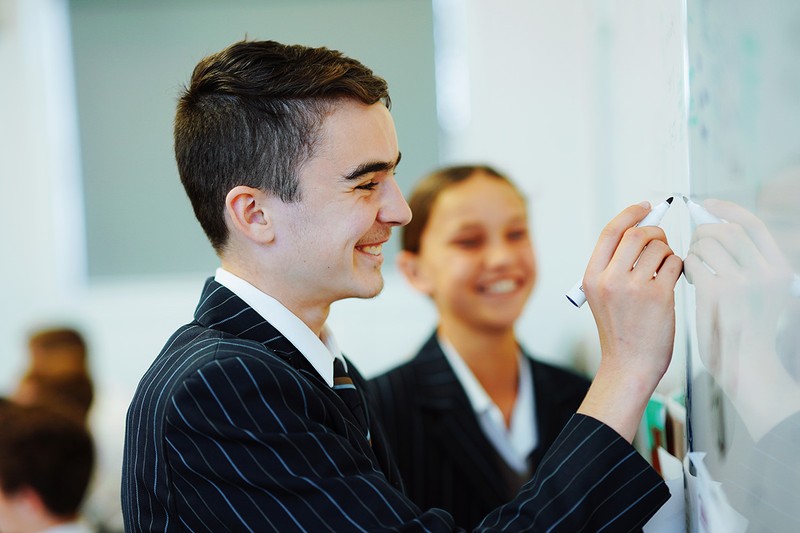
[0, 0, 85, 388]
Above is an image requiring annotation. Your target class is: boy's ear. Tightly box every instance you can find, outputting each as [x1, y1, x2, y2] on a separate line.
[9, 485, 45, 516]
[225, 186, 275, 244]
[396, 250, 434, 296]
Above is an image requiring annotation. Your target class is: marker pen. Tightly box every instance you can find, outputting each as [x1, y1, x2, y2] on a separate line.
[683, 195, 722, 225]
[566, 197, 674, 307]
[683, 196, 800, 298]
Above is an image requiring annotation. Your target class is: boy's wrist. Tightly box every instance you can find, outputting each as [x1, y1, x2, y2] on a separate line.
[578, 364, 658, 443]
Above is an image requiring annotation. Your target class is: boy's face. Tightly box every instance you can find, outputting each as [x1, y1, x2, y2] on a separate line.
[411, 173, 537, 333]
[268, 100, 411, 314]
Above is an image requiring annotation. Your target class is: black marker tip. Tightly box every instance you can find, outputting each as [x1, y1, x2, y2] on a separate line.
[666, 196, 674, 204]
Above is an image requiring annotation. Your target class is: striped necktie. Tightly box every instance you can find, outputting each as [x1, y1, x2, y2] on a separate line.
[332, 358, 371, 444]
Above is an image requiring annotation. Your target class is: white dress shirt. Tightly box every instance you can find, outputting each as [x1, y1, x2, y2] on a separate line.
[214, 268, 345, 387]
[439, 335, 538, 473]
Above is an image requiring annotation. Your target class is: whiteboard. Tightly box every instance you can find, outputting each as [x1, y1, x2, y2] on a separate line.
[684, 0, 800, 531]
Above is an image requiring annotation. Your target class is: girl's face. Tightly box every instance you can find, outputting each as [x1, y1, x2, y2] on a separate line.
[401, 172, 537, 333]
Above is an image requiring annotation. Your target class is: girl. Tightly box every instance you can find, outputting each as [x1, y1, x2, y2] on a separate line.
[370, 165, 590, 529]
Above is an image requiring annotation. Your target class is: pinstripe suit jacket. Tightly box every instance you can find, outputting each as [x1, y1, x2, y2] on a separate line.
[122, 278, 669, 532]
[368, 334, 592, 529]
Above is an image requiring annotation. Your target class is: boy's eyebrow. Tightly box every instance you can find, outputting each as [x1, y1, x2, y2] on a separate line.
[342, 152, 402, 181]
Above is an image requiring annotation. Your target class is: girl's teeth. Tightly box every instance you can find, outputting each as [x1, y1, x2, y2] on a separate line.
[485, 280, 516, 294]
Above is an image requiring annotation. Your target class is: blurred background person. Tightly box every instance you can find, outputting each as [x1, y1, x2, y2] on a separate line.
[13, 327, 94, 423]
[0, 400, 96, 533]
[370, 165, 591, 529]
[10, 326, 123, 533]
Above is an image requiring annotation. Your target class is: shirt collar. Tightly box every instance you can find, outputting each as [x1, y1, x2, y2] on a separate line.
[439, 334, 494, 415]
[439, 333, 537, 466]
[214, 267, 343, 386]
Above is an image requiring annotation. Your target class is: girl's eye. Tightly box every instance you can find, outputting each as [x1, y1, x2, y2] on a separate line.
[453, 238, 482, 249]
[356, 182, 379, 191]
[508, 229, 528, 241]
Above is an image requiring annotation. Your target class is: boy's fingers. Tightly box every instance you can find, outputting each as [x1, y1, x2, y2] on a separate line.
[631, 239, 674, 281]
[609, 226, 670, 275]
[585, 202, 651, 278]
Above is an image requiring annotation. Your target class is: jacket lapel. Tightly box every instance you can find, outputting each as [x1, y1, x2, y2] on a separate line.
[530, 360, 560, 445]
[194, 278, 297, 355]
[413, 334, 509, 500]
[192, 278, 397, 480]
[526, 357, 588, 469]
[193, 278, 342, 405]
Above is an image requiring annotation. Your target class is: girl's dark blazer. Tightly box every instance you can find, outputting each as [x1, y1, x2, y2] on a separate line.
[369, 333, 593, 529]
[122, 278, 667, 532]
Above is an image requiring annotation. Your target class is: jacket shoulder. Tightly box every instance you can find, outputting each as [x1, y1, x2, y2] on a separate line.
[133, 323, 292, 405]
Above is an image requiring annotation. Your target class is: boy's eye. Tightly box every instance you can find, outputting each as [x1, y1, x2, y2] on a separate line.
[356, 181, 379, 191]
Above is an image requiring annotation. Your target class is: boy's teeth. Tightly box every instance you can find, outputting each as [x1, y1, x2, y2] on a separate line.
[360, 244, 382, 256]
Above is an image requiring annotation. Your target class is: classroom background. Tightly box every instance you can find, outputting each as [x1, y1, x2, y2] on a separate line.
[1, 0, 684, 411]
[1, 1, 797, 531]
